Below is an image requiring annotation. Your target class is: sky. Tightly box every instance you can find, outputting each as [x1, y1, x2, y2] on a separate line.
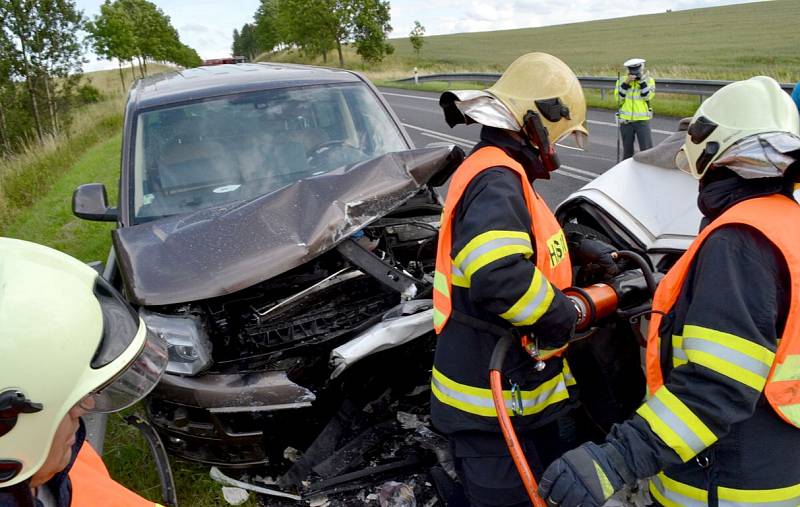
[77, 0, 760, 71]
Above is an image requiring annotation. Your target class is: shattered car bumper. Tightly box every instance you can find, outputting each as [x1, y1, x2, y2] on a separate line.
[148, 370, 318, 466]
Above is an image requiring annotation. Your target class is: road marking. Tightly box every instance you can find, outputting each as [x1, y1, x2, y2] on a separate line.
[402, 122, 596, 183]
[385, 91, 673, 135]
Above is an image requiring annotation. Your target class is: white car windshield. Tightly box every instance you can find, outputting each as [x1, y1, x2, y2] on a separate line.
[131, 83, 408, 221]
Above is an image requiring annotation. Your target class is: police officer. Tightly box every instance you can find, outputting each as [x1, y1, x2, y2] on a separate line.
[0, 238, 169, 506]
[615, 58, 656, 159]
[539, 76, 800, 506]
[432, 53, 595, 506]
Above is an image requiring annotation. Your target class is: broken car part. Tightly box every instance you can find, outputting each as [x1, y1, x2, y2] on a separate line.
[330, 300, 434, 379]
[113, 146, 460, 306]
[210, 466, 301, 502]
[124, 414, 178, 507]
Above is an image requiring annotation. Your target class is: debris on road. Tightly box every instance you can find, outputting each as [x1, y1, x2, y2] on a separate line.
[210, 467, 302, 502]
[221, 487, 250, 505]
[377, 481, 417, 507]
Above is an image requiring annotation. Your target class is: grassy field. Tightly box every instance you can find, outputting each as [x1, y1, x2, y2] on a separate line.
[262, 0, 800, 83]
[1, 63, 246, 506]
[4, 130, 257, 506]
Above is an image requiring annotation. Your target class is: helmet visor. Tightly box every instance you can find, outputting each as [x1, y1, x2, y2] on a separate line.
[88, 328, 168, 413]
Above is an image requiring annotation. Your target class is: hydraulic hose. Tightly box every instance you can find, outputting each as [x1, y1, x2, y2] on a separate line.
[488, 334, 548, 507]
[616, 250, 658, 296]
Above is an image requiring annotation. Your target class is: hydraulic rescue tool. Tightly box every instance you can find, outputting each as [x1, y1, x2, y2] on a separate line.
[488, 250, 657, 506]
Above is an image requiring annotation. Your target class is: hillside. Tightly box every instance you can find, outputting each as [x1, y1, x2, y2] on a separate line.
[388, 0, 799, 80]
[263, 0, 799, 82]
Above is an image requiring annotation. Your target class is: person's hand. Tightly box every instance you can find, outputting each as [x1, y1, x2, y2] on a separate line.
[539, 442, 635, 507]
[567, 232, 619, 279]
[625, 74, 635, 84]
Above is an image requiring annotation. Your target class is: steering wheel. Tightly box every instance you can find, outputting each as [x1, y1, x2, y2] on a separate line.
[307, 140, 365, 170]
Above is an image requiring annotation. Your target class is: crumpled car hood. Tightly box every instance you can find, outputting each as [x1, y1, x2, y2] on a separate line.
[114, 146, 459, 306]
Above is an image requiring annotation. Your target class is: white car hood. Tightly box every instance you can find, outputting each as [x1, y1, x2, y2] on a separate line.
[562, 157, 703, 252]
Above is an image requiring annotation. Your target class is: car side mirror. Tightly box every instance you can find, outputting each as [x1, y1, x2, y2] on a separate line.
[72, 183, 118, 222]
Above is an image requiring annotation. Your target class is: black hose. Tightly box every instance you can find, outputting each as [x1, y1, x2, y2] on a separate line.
[616, 250, 658, 296]
[489, 333, 515, 372]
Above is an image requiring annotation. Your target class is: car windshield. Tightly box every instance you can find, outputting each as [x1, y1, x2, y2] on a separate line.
[131, 83, 408, 221]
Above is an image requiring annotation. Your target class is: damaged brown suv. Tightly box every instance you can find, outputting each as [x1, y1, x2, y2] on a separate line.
[72, 63, 462, 476]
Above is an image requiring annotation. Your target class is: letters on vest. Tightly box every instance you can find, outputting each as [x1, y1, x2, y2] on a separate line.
[432, 146, 572, 333]
[645, 194, 800, 428]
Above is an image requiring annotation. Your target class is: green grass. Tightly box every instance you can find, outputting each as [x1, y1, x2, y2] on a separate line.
[374, 79, 701, 118]
[262, 0, 800, 83]
[0, 100, 123, 236]
[2, 130, 257, 506]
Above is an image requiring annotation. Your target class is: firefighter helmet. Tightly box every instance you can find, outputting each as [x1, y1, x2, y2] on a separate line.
[0, 238, 168, 487]
[440, 52, 588, 146]
[677, 76, 800, 179]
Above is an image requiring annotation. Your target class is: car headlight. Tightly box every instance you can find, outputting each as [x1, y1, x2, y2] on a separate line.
[139, 310, 212, 376]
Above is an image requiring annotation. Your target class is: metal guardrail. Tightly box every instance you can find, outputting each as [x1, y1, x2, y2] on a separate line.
[394, 73, 796, 100]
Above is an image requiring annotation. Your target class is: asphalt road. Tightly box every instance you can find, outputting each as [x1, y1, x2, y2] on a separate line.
[380, 87, 681, 206]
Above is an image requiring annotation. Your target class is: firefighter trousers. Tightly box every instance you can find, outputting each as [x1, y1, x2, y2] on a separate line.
[450, 420, 572, 507]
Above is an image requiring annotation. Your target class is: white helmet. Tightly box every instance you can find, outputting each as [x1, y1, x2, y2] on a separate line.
[0, 238, 168, 487]
[677, 76, 800, 179]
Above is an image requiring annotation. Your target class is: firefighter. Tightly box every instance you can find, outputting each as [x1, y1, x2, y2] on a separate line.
[615, 58, 656, 159]
[432, 52, 602, 506]
[539, 76, 800, 507]
[0, 238, 169, 506]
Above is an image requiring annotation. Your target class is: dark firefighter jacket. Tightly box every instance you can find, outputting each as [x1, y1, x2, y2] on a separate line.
[605, 170, 800, 507]
[431, 126, 578, 435]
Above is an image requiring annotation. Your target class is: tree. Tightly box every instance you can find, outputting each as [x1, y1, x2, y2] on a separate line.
[88, 0, 202, 77]
[231, 28, 241, 56]
[253, 0, 279, 55]
[352, 0, 393, 64]
[87, 1, 137, 91]
[409, 20, 424, 57]
[1, 0, 85, 141]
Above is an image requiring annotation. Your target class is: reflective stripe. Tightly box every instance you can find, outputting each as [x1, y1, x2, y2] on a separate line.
[594, 461, 614, 498]
[431, 366, 570, 417]
[672, 336, 689, 367]
[719, 481, 800, 507]
[649, 473, 708, 507]
[498, 269, 554, 326]
[563, 360, 577, 386]
[433, 308, 446, 328]
[772, 354, 800, 382]
[453, 231, 533, 283]
[620, 111, 653, 119]
[636, 387, 717, 461]
[650, 472, 800, 507]
[433, 270, 450, 297]
[451, 264, 469, 288]
[681, 325, 775, 391]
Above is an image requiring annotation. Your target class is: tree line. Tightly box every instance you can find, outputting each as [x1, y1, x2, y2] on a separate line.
[0, 0, 201, 158]
[232, 0, 393, 68]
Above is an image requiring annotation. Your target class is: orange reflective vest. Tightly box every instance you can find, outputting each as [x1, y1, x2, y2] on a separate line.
[433, 146, 572, 333]
[645, 194, 800, 428]
[69, 443, 161, 506]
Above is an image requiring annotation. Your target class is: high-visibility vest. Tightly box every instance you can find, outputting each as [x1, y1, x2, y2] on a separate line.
[70, 443, 163, 506]
[614, 77, 655, 122]
[645, 194, 800, 428]
[432, 146, 572, 334]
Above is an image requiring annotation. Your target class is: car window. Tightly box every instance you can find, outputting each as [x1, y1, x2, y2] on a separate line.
[131, 83, 408, 222]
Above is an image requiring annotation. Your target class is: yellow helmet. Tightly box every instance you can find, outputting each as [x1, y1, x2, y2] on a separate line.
[489, 52, 588, 142]
[440, 52, 588, 145]
[677, 76, 800, 179]
[0, 238, 168, 487]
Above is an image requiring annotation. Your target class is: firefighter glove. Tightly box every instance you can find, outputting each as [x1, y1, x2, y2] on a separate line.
[567, 232, 619, 279]
[539, 442, 635, 507]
